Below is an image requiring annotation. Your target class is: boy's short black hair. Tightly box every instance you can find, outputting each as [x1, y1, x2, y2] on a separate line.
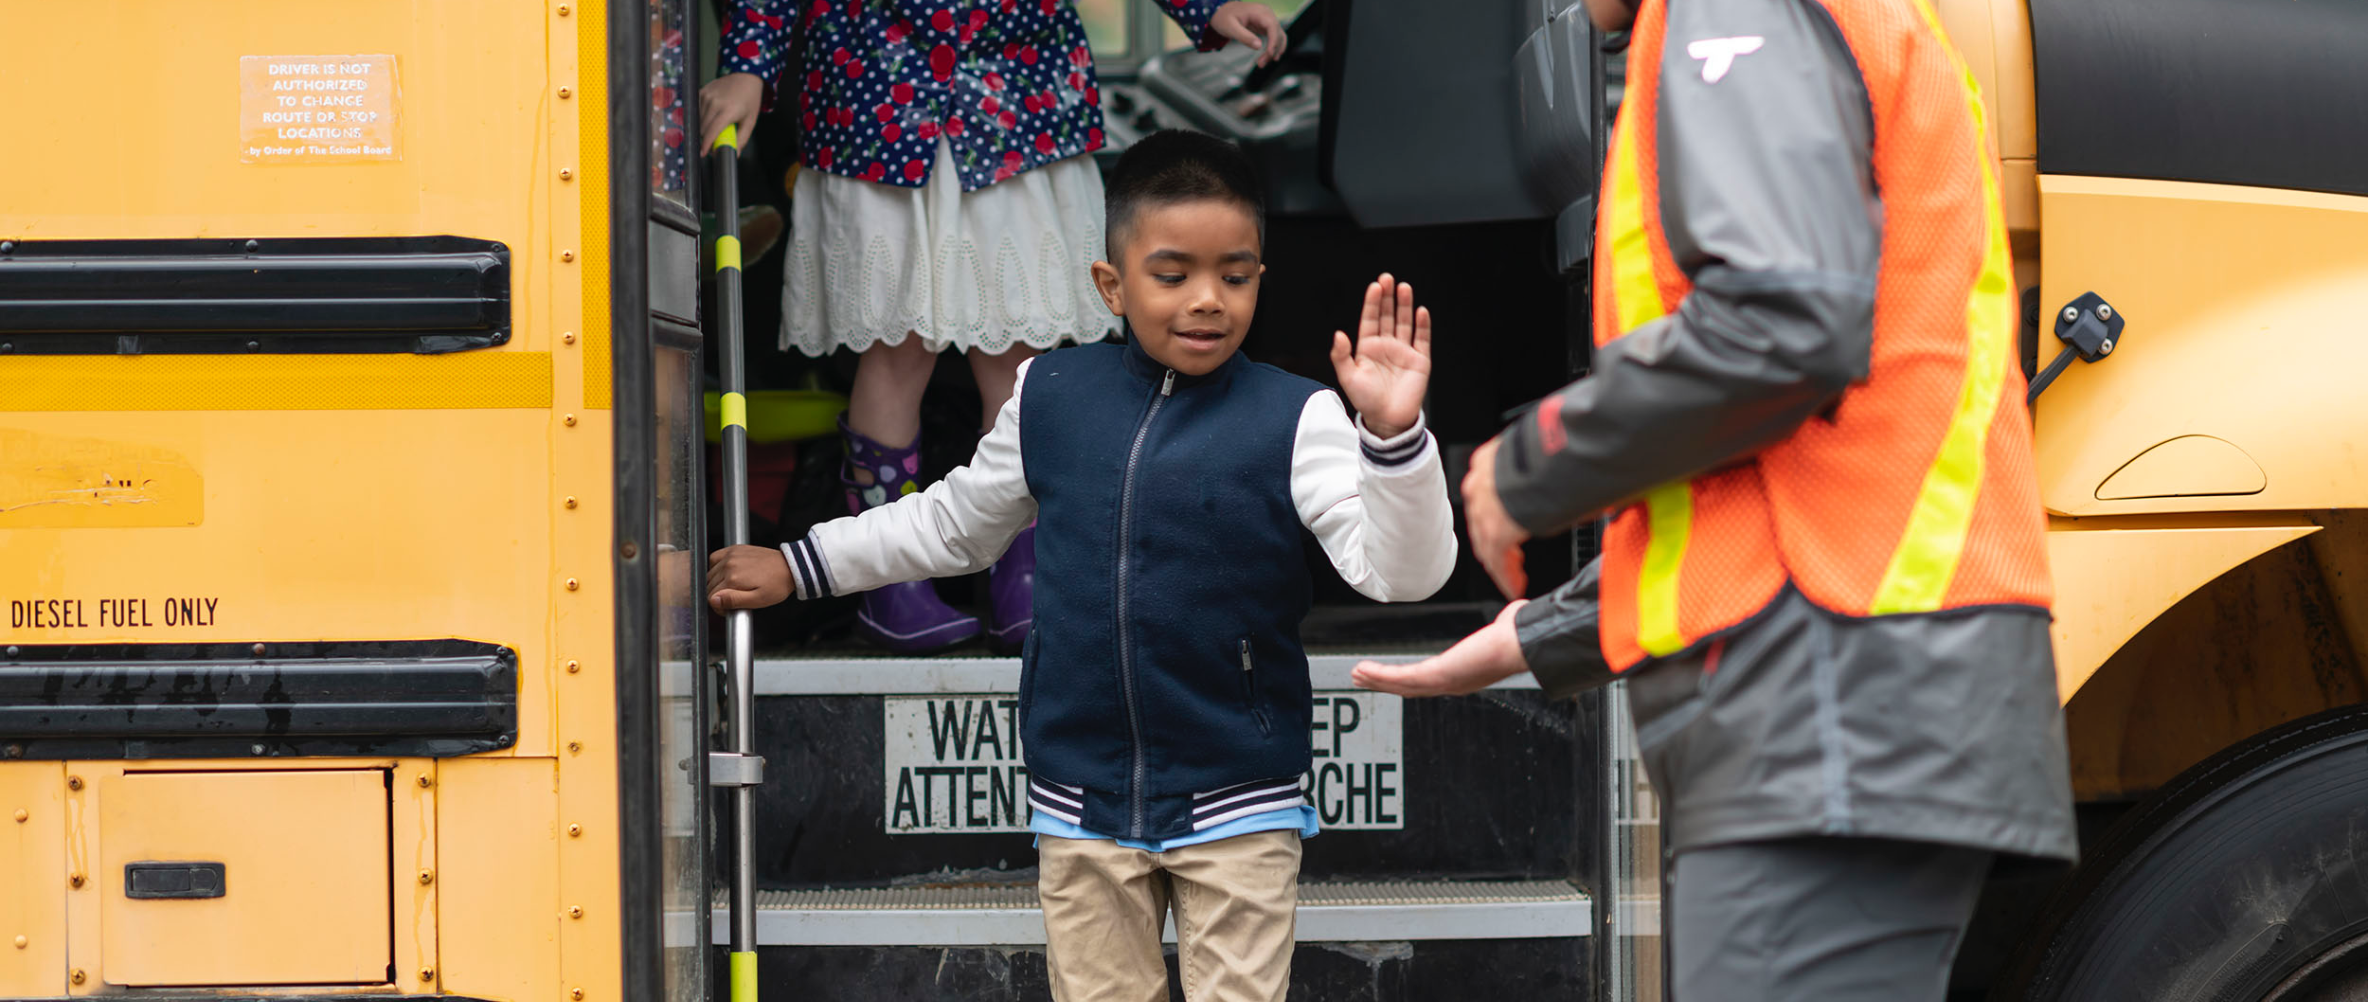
[1102, 129, 1266, 261]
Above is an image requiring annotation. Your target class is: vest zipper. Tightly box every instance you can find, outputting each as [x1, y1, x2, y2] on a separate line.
[1115, 367, 1175, 837]
[1241, 638, 1272, 736]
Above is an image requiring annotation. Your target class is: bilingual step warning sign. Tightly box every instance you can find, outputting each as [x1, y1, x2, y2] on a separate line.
[240, 55, 399, 163]
[882, 692, 1404, 834]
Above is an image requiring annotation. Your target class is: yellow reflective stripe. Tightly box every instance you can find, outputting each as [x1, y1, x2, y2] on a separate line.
[1606, 100, 1693, 654]
[720, 391, 748, 430]
[0, 354, 554, 411]
[1636, 482, 1695, 655]
[1870, 1, 2018, 614]
[1605, 105, 1668, 333]
[716, 122, 741, 152]
[731, 950, 758, 1002]
[717, 234, 742, 273]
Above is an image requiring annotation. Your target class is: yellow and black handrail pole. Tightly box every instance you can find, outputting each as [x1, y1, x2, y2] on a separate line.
[709, 123, 762, 1002]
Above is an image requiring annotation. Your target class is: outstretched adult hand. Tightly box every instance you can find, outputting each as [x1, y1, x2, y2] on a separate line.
[1351, 600, 1531, 697]
[1209, 2, 1288, 67]
[1330, 274, 1432, 440]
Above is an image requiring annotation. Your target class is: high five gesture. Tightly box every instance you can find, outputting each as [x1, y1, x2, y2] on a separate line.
[1330, 273, 1432, 439]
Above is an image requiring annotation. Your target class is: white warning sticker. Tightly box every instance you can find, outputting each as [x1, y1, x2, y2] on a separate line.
[882, 692, 1406, 833]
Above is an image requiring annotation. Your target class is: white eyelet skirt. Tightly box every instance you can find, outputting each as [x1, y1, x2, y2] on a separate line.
[780, 138, 1118, 357]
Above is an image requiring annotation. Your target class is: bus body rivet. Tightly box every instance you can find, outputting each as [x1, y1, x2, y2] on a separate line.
[565, 414, 578, 427]
[558, 86, 573, 98]
[418, 774, 434, 788]
[568, 905, 584, 919]
[560, 168, 574, 181]
[568, 741, 583, 755]
[12, 809, 25, 823]
[65, 776, 81, 792]
[568, 823, 583, 837]
[567, 660, 581, 673]
[560, 250, 576, 263]
[419, 869, 435, 885]
[71, 969, 85, 985]
[566, 578, 581, 591]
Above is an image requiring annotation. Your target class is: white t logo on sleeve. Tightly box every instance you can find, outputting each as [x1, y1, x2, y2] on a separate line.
[1686, 36, 1765, 83]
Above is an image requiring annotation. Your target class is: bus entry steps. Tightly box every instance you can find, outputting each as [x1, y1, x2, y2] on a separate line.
[674, 879, 1590, 946]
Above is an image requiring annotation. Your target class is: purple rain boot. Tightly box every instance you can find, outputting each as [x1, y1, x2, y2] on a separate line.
[841, 418, 983, 654]
[985, 524, 1035, 655]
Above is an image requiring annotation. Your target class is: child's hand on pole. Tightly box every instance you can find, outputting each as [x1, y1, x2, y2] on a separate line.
[1330, 273, 1431, 440]
[700, 72, 765, 154]
[707, 544, 794, 611]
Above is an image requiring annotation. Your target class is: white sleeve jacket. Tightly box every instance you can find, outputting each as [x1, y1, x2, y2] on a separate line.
[782, 356, 1459, 603]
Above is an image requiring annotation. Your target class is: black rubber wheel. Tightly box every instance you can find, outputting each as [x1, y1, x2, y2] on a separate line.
[2000, 704, 2368, 1001]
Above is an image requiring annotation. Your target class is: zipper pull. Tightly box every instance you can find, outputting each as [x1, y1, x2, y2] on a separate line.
[1160, 370, 1175, 396]
[1240, 639, 1253, 672]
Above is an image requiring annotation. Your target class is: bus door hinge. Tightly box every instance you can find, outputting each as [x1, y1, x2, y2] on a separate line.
[708, 752, 766, 787]
[2027, 291, 2125, 404]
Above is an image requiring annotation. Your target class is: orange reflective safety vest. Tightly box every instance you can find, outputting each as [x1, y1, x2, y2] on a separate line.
[1591, 0, 2051, 671]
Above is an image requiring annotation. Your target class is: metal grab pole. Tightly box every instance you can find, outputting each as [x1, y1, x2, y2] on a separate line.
[708, 122, 763, 1002]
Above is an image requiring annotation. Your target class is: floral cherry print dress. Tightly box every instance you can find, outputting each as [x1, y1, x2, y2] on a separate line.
[722, 0, 1232, 357]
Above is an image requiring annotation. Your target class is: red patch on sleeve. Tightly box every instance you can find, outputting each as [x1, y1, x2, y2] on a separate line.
[1536, 395, 1567, 455]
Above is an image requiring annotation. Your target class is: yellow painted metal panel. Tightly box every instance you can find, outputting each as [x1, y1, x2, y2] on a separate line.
[392, 760, 439, 993]
[0, 764, 67, 998]
[2094, 436, 2266, 501]
[2047, 518, 2320, 701]
[0, 429, 203, 529]
[578, 0, 613, 410]
[2035, 176, 2368, 515]
[98, 769, 390, 986]
[438, 757, 560, 1002]
[0, 355, 555, 413]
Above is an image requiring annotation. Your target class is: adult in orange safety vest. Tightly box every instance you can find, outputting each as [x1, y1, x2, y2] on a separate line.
[1354, 0, 2076, 996]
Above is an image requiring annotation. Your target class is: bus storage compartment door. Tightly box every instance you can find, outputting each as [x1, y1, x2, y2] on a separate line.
[95, 768, 391, 987]
[1322, 0, 1588, 228]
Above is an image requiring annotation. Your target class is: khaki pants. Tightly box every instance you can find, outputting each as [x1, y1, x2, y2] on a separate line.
[1038, 829, 1301, 1002]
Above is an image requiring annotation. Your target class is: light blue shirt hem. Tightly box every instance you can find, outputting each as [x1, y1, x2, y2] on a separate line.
[1030, 805, 1320, 852]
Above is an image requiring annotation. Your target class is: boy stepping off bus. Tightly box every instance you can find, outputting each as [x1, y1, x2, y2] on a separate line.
[708, 129, 1458, 1001]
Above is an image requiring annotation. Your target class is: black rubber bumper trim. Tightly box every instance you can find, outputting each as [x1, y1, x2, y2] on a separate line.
[0, 236, 510, 355]
[0, 639, 517, 760]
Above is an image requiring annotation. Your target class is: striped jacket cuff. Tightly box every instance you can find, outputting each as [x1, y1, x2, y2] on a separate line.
[1357, 412, 1431, 469]
[783, 535, 836, 601]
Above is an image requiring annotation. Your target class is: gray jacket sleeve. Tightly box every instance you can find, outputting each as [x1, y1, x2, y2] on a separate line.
[1516, 556, 1613, 701]
[1495, 0, 1881, 536]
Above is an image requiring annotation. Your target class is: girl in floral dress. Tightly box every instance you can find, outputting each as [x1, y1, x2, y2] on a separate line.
[701, 0, 1282, 654]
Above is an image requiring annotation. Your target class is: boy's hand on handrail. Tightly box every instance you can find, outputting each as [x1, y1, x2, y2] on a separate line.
[707, 544, 793, 611]
[1330, 273, 1431, 441]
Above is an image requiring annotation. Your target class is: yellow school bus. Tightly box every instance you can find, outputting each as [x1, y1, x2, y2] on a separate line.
[0, 1, 707, 998]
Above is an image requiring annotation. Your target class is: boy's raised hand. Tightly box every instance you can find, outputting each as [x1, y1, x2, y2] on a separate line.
[707, 544, 793, 612]
[1330, 274, 1432, 440]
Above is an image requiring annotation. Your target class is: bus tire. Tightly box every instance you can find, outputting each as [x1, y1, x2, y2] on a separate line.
[2001, 704, 2368, 1001]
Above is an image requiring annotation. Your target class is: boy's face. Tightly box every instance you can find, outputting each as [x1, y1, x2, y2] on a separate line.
[1091, 199, 1263, 377]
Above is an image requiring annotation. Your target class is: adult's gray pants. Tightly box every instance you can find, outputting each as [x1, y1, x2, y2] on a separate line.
[1669, 837, 1991, 1002]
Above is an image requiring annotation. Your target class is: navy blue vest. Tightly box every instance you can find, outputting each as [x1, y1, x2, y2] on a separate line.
[1018, 340, 1325, 835]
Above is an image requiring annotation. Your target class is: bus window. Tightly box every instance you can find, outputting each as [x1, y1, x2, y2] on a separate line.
[651, 0, 691, 203]
[652, 327, 707, 1002]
